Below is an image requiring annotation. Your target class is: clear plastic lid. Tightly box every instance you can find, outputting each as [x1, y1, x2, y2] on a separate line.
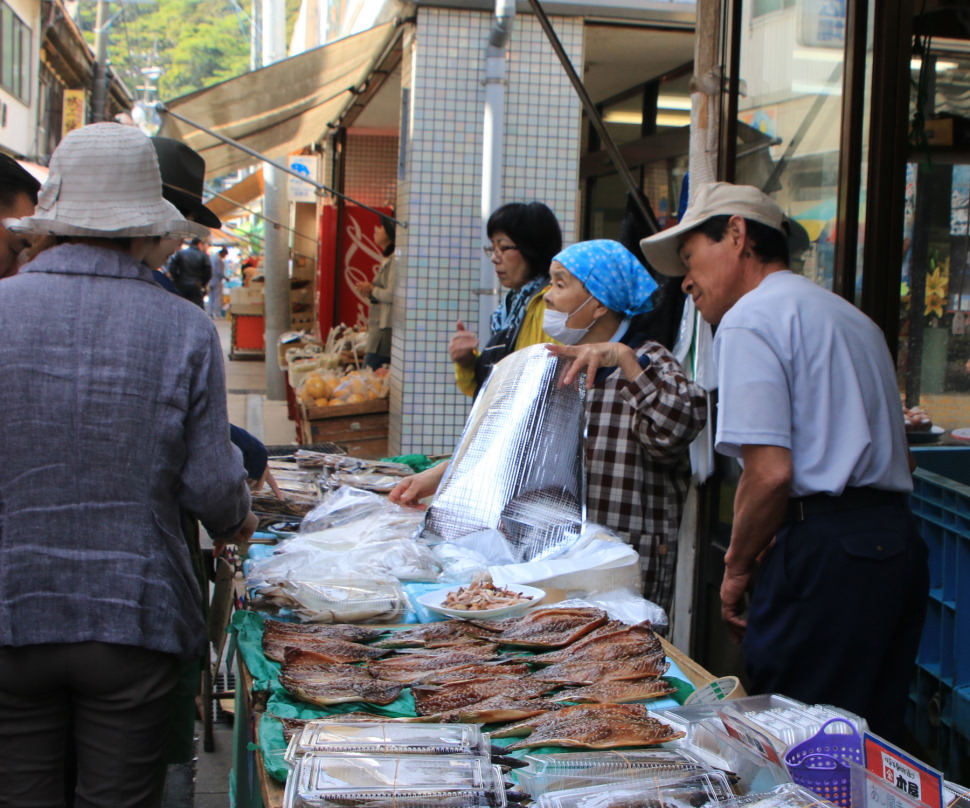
[284, 722, 488, 764]
[283, 754, 507, 808]
[535, 769, 736, 808]
[734, 782, 841, 808]
[513, 749, 713, 797]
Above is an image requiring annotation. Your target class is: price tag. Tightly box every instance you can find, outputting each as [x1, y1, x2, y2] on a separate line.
[716, 708, 784, 766]
[685, 676, 741, 705]
[864, 733, 943, 808]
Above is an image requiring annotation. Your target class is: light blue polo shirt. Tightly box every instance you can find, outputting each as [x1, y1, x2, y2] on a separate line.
[713, 271, 912, 497]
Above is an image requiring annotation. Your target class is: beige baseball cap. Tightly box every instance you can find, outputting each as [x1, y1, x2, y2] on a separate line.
[639, 181, 787, 277]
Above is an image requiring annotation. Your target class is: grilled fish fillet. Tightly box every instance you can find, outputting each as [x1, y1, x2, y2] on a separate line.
[376, 660, 533, 686]
[530, 621, 661, 666]
[530, 652, 669, 685]
[465, 607, 608, 650]
[491, 703, 684, 750]
[279, 671, 403, 706]
[552, 677, 676, 704]
[376, 622, 478, 648]
[368, 648, 499, 677]
[262, 619, 385, 643]
[411, 677, 556, 716]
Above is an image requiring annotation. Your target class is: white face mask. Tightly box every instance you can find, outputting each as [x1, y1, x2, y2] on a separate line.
[543, 295, 595, 345]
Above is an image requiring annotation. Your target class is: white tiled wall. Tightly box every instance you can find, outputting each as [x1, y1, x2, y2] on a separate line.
[389, 7, 582, 455]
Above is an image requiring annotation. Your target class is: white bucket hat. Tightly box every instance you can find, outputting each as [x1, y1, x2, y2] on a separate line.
[5, 123, 210, 240]
[640, 182, 787, 277]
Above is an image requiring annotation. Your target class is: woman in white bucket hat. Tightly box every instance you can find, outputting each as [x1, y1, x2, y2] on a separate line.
[0, 122, 256, 806]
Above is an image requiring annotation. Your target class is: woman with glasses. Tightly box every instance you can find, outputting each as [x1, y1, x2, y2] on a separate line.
[449, 202, 562, 396]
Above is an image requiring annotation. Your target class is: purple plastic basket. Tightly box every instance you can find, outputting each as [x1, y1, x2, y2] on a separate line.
[783, 718, 863, 808]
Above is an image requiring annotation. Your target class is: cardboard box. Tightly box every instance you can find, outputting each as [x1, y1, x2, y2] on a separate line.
[299, 399, 389, 459]
[229, 287, 264, 315]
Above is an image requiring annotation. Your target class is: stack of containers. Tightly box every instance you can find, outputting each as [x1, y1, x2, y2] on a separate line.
[652, 695, 868, 806]
[281, 722, 508, 808]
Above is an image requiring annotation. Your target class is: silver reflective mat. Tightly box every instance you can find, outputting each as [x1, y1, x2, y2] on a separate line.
[422, 344, 586, 562]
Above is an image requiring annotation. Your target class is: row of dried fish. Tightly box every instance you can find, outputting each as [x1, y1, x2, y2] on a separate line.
[266, 608, 683, 749]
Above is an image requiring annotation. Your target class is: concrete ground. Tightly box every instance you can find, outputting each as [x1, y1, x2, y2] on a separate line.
[163, 317, 295, 807]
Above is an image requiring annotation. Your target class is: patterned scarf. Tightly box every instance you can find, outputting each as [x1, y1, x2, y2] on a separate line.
[489, 274, 549, 335]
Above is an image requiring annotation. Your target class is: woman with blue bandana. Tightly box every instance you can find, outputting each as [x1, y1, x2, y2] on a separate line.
[395, 240, 707, 614]
[544, 240, 708, 612]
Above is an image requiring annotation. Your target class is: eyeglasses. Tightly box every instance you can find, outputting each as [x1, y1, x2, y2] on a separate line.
[483, 244, 519, 257]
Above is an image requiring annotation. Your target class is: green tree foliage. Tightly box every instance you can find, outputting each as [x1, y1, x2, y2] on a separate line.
[79, 0, 301, 102]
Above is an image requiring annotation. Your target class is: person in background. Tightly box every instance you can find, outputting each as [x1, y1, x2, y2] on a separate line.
[449, 202, 562, 397]
[0, 154, 41, 280]
[640, 181, 928, 741]
[355, 215, 396, 370]
[0, 122, 257, 807]
[393, 240, 707, 615]
[168, 236, 212, 307]
[209, 247, 229, 318]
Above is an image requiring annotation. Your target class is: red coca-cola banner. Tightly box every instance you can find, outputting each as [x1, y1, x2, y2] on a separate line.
[317, 205, 392, 336]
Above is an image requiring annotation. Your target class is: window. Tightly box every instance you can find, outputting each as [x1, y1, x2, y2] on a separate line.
[752, 0, 795, 18]
[0, 1, 30, 103]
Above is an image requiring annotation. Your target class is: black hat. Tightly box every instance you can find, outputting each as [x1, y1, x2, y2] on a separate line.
[150, 137, 221, 230]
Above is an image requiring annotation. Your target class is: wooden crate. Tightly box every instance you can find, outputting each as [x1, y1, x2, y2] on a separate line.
[299, 399, 389, 459]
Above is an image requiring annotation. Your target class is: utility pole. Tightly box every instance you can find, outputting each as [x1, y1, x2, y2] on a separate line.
[91, 0, 109, 122]
[262, 0, 289, 399]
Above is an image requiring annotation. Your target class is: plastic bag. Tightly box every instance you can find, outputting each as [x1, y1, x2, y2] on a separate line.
[547, 592, 667, 631]
[252, 572, 410, 623]
[299, 486, 387, 532]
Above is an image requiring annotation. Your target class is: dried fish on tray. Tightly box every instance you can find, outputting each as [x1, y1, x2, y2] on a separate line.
[551, 678, 676, 704]
[411, 677, 557, 716]
[530, 652, 670, 685]
[375, 621, 480, 649]
[491, 703, 685, 750]
[466, 607, 608, 650]
[262, 621, 387, 662]
[530, 621, 662, 666]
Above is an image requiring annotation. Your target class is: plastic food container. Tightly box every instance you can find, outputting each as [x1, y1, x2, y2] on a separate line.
[284, 722, 489, 764]
[513, 749, 712, 797]
[535, 769, 736, 808]
[282, 754, 508, 808]
[735, 782, 844, 808]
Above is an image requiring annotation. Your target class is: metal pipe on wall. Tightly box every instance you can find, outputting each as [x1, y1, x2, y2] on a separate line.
[478, 0, 516, 340]
[262, 0, 289, 400]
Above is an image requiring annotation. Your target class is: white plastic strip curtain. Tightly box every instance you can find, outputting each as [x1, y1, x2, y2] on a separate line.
[157, 22, 398, 179]
[676, 69, 722, 484]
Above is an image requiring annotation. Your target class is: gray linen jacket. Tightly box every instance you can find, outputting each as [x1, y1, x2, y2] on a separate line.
[0, 243, 250, 659]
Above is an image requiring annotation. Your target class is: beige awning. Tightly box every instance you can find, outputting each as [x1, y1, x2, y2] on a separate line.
[206, 170, 265, 221]
[158, 22, 399, 179]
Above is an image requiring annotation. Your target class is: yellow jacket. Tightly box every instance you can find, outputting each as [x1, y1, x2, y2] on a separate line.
[454, 287, 555, 397]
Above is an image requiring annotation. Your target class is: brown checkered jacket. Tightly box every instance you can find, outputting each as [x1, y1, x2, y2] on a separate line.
[584, 339, 708, 615]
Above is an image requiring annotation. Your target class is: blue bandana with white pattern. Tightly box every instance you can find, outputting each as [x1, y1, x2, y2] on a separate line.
[553, 240, 657, 316]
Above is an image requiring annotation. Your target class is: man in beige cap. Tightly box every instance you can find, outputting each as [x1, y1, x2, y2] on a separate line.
[640, 181, 927, 742]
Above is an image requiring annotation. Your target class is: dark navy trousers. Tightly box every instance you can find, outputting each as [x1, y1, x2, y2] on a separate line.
[743, 499, 929, 742]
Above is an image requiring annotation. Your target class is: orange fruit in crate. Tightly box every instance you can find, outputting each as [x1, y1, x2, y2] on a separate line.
[314, 397, 329, 407]
[345, 393, 366, 405]
[304, 374, 327, 399]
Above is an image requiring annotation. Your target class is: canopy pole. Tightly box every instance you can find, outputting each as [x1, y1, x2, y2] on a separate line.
[154, 102, 408, 229]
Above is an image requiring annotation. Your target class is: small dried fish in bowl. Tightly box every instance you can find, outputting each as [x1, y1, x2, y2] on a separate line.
[442, 574, 536, 612]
